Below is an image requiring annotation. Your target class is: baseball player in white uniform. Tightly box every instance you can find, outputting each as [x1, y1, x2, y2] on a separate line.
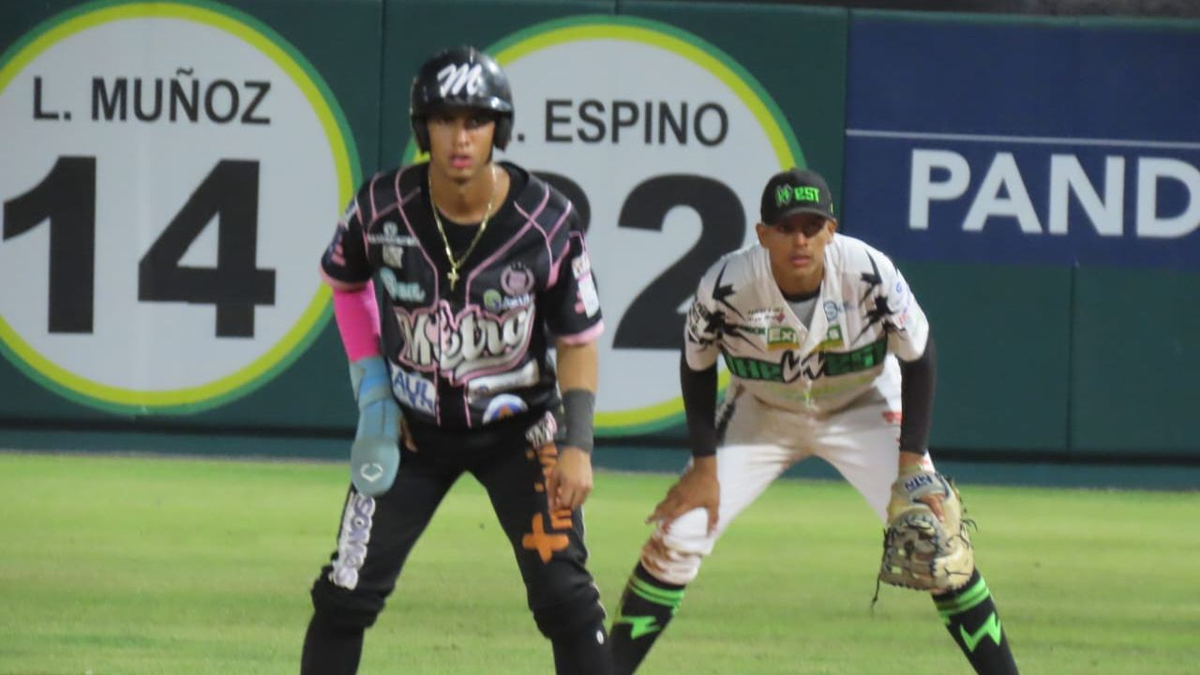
[608, 168, 1020, 675]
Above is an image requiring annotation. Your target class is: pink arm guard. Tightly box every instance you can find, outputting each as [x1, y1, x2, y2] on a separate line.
[332, 282, 382, 361]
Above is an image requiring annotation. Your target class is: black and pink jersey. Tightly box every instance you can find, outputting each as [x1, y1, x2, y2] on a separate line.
[320, 161, 603, 431]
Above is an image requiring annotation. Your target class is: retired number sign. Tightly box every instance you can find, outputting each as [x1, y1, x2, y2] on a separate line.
[488, 17, 803, 434]
[0, 1, 357, 413]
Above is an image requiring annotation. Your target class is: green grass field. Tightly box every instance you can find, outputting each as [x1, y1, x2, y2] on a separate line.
[2, 452, 1197, 674]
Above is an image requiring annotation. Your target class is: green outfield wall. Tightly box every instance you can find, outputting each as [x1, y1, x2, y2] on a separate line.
[0, 0, 1196, 488]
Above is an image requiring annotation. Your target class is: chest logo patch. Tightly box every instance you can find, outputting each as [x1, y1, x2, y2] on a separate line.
[394, 301, 535, 384]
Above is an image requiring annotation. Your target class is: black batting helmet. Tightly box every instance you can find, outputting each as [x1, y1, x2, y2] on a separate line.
[409, 46, 514, 152]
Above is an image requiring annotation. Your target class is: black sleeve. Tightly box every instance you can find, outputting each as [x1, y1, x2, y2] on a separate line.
[543, 214, 604, 340]
[897, 332, 936, 455]
[680, 353, 719, 458]
[320, 189, 373, 285]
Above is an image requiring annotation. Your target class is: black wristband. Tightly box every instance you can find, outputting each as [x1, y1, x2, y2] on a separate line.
[561, 389, 596, 453]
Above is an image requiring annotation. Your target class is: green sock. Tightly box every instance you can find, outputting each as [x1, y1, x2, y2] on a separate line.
[610, 563, 686, 675]
[936, 569, 1020, 675]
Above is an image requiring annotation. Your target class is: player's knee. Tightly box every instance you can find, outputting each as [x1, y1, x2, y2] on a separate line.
[639, 536, 704, 586]
[638, 513, 716, 586]
[530, 591, 605, 639]
[310, 575, 387, 630]
[527, 570, 606, 638]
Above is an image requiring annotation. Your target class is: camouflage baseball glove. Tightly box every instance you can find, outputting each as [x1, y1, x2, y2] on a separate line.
[878, 468, 975, 592]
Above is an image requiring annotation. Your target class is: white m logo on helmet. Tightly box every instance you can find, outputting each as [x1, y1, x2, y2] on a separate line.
[437, 63, 484, 97]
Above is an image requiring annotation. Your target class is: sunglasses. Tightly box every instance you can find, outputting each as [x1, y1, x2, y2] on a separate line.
[769, 216, 829, 238]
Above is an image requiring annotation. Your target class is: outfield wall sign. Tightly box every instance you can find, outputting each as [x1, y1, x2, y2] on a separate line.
[844, 19, 1200, 270]
[442, 16, 803, 435]
[0, 0, 358, 413]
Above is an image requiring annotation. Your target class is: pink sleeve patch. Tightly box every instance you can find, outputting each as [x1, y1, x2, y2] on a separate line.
[333, 282, 382, 361]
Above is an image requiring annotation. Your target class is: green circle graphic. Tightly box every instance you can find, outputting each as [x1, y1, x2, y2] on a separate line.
[415, 15, 804, 435]
[0, 0, 359, 414]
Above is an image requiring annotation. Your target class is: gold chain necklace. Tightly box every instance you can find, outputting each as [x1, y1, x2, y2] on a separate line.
[428, 165, 497, 290]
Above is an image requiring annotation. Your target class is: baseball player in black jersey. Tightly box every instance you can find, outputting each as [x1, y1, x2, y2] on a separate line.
[300, 46, 612, 675]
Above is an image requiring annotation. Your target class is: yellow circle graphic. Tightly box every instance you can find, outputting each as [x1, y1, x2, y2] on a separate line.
[0, 0, 358, 413]
[488, 16, 803, 435]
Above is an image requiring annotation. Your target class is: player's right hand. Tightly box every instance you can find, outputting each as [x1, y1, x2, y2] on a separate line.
[648, 455, 720, 535]
[896, 454, 944, 521]
[349, 356, 403, 497]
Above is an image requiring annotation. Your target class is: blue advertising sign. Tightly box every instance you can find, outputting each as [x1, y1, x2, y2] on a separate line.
[844, 18, 1200, 270]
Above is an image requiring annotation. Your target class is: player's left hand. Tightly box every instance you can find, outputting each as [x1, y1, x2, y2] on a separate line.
[879, 468, 975, 592]
[918, 492, 945, 521]
[546, 446, 594, 511]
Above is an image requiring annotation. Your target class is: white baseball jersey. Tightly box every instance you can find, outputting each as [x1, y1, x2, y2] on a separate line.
[642, 234, 935, 585]
[684, 233, 930, 416]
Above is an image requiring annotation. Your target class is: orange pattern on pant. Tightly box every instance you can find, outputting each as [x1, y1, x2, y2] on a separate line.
[521, 444, 574, 563]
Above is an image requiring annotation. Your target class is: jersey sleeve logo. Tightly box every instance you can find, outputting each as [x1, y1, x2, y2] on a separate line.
[684, 297, 722, 346]
[325, 227, 347, 267]
[711, 263, 743, 319]
[854, 252, 891, 344]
